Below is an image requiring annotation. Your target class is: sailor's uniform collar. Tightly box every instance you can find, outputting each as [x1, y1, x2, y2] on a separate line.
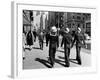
[50, 33, 57, 36]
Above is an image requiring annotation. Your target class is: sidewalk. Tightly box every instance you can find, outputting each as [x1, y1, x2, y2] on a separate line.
[23, 41, 91, 69]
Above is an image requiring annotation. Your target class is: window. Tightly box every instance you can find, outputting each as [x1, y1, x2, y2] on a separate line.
[83, 17, 85, 20]
[77, 16, 81, 20]
[77, 24, 80, 27]
[73, 16, 75, 19]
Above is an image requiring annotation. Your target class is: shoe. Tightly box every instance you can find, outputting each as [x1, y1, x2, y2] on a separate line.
[76, 58, 81, 65]
[78, 61, 81, 65]
[51, 64, 54, 68]
[65, 64, 70, 67]
[50, 62, 54, 68]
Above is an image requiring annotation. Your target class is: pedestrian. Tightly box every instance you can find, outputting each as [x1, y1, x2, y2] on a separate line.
[61, 36, 64, 47]
[38, 31, 44, 50]
[63, 28, 73, 67]
[22, 33, 26, 60]
[33, 29, 37, 42]
[26, 26, 34, 49]
[46, 26, 59, 67]
[60, 29, 65, 47]
[71, 27, 86, 65]
[45, 31, 50, 47]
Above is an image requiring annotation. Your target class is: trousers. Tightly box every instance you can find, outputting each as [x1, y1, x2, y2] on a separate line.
[49, 47, 56, 66]
[76, 46, 81, 64]
[64, 47, 70, 67]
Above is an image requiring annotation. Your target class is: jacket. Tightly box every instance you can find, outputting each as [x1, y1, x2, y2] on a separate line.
[63, 32, 73, 48]
[47, 33, 59, 48]
[72, 32, 86, 47]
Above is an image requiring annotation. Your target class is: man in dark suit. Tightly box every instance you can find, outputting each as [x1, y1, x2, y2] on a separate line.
[46, 31, 50, 47]
[26, 27, 34, 49]
[46, 26, 59, 67]
[71, 27, 86, 65]
[38, 31, 44, 50]
[61, 36, 64, 47]
[63, 28, 73, 67]
[33, 29, 37, 42]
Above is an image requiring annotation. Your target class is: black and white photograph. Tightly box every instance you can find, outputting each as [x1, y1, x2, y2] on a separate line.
[22, 10, 91, 69]
[0, 0, 99, 79]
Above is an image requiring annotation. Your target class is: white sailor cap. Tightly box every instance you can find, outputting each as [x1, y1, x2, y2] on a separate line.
[51, 26, 57, 32]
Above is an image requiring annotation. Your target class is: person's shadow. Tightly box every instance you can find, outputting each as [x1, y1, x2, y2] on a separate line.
[35, 58, 52, 68]
[57, 50, 64, 53]
[55, 58, 65, 67]
[33, 47, 40, 50]
[69, 59, 79, 64]
[24, 47, 31, 51]
[58, 56, 79, 65]
[24, 47, 40, 51]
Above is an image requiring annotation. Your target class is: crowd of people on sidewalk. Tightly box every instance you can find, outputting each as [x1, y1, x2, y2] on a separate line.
[23, 25, 87, 68]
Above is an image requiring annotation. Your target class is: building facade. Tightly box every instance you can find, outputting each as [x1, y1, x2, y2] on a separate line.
[66, 12, 91, 35]
[45, 11, 91, 36]
[23, 10, 49, 33]
[23, 10, 32, 33]
[48, 12, 64, 30]
[67, 13, 85, 32]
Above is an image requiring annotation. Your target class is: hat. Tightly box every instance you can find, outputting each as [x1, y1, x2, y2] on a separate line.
[65, 28, 69, 33]
[78, 27, 81, 32]
[51, 26, 57, 32]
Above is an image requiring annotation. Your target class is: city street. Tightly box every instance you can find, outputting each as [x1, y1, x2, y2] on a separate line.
[23, 39, 91, 69]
